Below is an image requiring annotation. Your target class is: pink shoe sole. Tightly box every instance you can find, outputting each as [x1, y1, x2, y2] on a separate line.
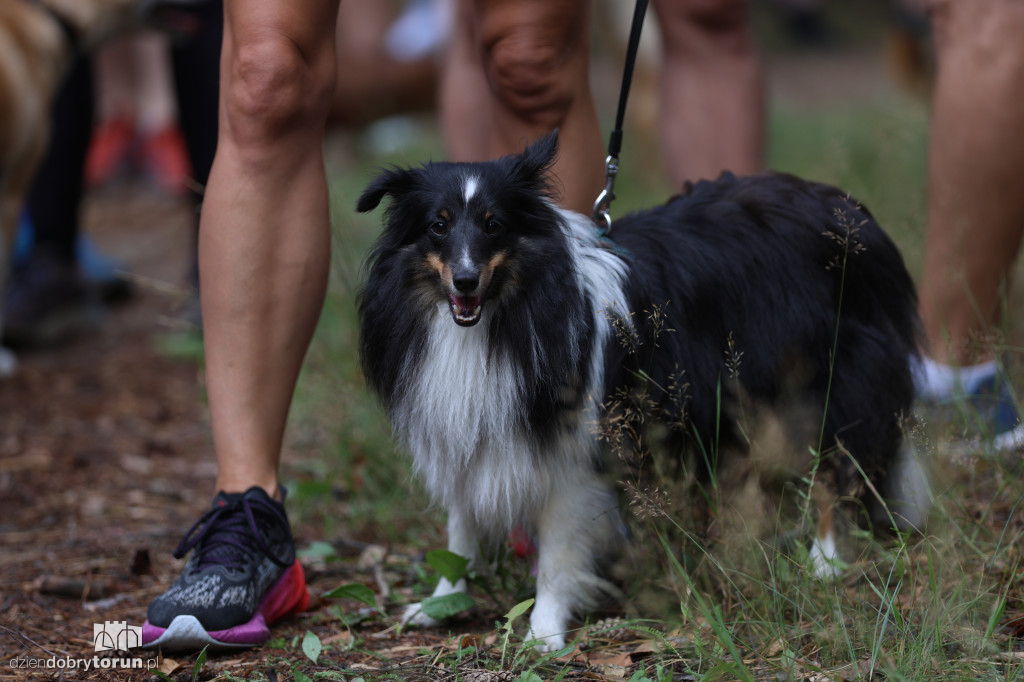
[142, 561, 309, 650]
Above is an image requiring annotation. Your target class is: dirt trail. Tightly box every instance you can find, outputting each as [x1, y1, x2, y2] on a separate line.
[0, 187, 215, 675]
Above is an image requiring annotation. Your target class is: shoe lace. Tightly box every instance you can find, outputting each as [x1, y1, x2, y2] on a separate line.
[173, 495, 294, 573]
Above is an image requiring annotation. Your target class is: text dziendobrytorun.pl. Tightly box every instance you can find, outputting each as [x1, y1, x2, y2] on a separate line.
[9, 655, 159, 671]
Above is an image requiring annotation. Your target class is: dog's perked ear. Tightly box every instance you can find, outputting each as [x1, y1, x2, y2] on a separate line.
[356, 167, 419, 213]
[510, 131, 559, 186]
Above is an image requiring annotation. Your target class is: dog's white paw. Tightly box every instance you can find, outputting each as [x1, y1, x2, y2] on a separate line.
[810, 553, 842, 580]
[809, 532, 842, 579]
[524, 626, 566, 654]
[401, 576, 467, 628]
[525, 603, 569, 653]
[401, 602, 440, 628]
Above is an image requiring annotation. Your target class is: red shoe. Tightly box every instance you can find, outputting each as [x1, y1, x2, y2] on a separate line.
[85, 116, 136, 188]
[137, 124, 193, 196]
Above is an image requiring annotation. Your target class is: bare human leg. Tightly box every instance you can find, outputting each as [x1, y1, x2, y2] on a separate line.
[917, 0, 1024, 367]
[203, 0, 340, 499]
[652, 0, 763, 186]
[442, 0, 604, 214]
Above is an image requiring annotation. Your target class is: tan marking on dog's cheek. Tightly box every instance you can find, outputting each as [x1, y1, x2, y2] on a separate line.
[407, 256, 442, 311]
[479, 251, 509, 290]
[425, 252, 454, 288]
[425, 252, 445, 277]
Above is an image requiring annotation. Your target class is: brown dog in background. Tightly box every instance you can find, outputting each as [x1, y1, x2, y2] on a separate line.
[0, 0, 138, 374]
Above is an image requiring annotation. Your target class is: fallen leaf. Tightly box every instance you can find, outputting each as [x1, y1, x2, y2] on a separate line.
[322, 631, 352, 645]
[459, 634, 485, 650]
[585, 650, 634, 667]
[763, 638, 786, 658]
[159, 657, 181, 675]
[601, 663, 629, 679]
[357, 544, 388, 570]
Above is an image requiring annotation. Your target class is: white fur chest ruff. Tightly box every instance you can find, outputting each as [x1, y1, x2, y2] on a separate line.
[390, 210, 632, 535]
[392, 306, 552, 531]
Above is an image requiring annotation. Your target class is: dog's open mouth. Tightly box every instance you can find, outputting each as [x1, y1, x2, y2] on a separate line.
[448, 294, 483, 326]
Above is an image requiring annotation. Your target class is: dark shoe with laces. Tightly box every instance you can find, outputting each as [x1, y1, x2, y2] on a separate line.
[142, 486, 309, 650]
[2, 254, 102, 348]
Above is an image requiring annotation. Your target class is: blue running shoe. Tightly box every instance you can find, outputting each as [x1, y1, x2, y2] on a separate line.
[961, 374, 1024, 451]
[918, 371, 1023, 452]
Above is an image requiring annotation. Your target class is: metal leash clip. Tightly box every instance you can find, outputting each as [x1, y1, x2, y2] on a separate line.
[591, 0, 647, 234]
[592, 154, 619, 235]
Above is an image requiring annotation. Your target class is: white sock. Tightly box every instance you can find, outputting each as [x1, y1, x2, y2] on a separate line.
[912, 356, 998, 401]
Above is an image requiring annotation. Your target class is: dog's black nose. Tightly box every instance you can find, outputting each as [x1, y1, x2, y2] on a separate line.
[453, 271, 479, 293]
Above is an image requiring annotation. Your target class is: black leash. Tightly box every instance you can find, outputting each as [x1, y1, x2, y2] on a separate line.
[592, 0, 650, 234]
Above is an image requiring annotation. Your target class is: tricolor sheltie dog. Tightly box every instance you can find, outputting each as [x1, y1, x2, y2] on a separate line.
[356, 133, 929, 650]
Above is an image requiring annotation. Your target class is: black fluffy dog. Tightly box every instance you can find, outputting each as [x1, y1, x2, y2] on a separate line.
[356, 133, 927, 650]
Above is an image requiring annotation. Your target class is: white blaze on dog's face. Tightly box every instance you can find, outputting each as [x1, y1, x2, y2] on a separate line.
[409, 170, 527, 328]
[463, 174, 479, 204]
[356, 132, 563, 328]
[422, 187, 510, 327]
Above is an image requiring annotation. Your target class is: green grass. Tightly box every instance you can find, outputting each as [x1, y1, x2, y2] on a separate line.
[767, 96, 930, 275]
[284, 129, 446, 544]
[274, 95, 1024, 680]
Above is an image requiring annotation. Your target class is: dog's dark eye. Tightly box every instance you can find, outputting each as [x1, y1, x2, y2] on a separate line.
[484, 218, 502, 236]
[429, 220, 449, 237]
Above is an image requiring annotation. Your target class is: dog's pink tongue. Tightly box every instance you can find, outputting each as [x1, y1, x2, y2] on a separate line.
[455, 295, 481, 312]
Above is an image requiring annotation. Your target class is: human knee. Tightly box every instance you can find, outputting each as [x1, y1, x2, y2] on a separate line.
[672, 0, 750, 31]
[481, 20, 585, 127]
[225, 35, 335, 146]
[656, 0, 754, 54]
[928, 0, 1024, 66]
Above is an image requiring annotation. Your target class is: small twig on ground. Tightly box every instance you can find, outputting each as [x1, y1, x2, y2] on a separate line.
[35, 575, 111, 601]
[0, 622, 67, 659]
